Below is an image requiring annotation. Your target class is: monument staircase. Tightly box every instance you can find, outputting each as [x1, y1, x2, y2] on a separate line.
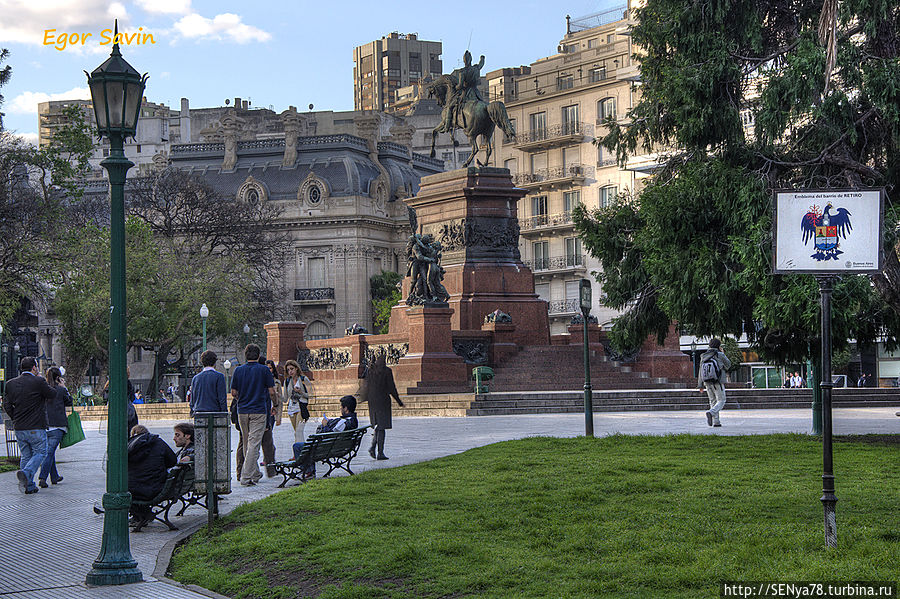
[485, 344, 683, 392]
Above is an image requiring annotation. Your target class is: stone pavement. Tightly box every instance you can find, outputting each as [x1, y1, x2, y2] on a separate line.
[0, 408, 897, 598]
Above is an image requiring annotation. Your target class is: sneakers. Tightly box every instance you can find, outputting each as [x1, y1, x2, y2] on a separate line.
[16, 470, 27, 494]
[25, 487, 39, 495]
[705, 411, 713, 427]
[38, 479, 48, 488]
[240, 479, 257, 487]
[376, 454, 389, 461]
[713, 423, 722, 428]
[51, 477, 63, 485]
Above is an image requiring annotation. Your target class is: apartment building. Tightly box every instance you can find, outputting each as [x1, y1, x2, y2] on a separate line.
[490, 6, 645, 334]
[353, 32, 442, 112]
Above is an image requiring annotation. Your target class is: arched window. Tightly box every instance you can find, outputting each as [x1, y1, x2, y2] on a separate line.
[306, 321, 330, 340]
[598, 97, 617, 121]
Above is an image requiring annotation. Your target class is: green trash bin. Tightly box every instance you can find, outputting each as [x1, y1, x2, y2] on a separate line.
[473, 366, 494, 394]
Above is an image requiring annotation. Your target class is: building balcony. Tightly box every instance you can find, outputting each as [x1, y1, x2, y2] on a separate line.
[523, 255, 586, 275]
[519, 211, 575, 234]
[547, 298, 579, 316]
[293, 287, 335, 304]
[513, 164, 593, 191]
[512, 122, 593, 151]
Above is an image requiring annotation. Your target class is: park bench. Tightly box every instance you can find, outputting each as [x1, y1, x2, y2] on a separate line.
[272, 426, 370, 488]
[131, 463, 195, 532]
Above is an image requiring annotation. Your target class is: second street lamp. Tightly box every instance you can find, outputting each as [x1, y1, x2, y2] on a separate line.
[200, 303, 209, 352]
[84, 22, 147, 586]
[579, 278, 594, 437]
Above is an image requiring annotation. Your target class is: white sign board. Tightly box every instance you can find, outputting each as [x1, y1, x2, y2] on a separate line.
[774, 189, 883, 273]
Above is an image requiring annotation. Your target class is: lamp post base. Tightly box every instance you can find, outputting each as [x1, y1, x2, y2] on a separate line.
[85, 492, 143, 586]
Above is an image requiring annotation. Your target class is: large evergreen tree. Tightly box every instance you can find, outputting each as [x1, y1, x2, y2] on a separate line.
[575, 0, 900, 363]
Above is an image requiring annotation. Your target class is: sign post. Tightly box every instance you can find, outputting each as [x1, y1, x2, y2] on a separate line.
[774, 188, 884, 548]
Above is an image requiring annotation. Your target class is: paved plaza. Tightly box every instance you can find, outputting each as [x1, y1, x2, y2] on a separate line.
[0, 407, 897, 598]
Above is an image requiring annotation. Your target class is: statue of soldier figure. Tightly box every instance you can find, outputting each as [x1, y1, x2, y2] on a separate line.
[427, 50, 516, 168]
[405, 233, 449, 305]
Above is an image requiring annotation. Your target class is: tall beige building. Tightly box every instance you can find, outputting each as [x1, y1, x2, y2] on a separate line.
[353, 33, 442, 112]
[490, 5, 645, 334]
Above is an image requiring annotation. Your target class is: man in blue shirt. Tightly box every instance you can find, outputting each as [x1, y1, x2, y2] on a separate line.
[190, 350, 227, 414]
[230, 344, 275, 486]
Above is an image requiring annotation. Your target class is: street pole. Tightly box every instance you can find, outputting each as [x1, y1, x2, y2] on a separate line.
[86, 129, 142, 585]
[816, 276, 837, 548]
[200, 303, 209, 353]
[579, 278, 593, 437]
[84, 30, 147, 584]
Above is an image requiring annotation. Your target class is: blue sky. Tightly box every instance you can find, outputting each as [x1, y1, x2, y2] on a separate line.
[0, 0, 625, 143]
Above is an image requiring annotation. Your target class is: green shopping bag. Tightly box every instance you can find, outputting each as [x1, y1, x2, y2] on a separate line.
[59, 408, 85, 448]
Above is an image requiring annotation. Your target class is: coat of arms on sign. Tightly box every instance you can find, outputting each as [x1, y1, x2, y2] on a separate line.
[800, 203, 852, 261]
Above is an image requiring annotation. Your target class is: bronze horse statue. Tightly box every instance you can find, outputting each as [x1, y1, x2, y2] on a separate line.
[426, 74, 516, 168]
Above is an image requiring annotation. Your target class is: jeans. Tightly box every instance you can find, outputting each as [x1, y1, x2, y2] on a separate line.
[39, 429, 66, 482]
[291, 442, 315, 477]
[16, 429, 48, 491]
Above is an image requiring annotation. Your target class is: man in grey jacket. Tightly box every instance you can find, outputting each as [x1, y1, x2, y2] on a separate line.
[698, 338, 731, 427]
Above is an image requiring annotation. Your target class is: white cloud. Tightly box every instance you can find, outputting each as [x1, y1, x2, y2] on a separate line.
[0, 0, 131, 45]
[172, 13, 271, 44]
[9, 86, 91, 115]
[135, 0, 190, 15]
[11, 131, 39, 146]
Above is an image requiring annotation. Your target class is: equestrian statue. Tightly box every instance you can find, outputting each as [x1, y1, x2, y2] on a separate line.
[427, 50, 516, 168]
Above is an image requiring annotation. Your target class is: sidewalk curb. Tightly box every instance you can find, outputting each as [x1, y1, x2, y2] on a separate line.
[153, 520, 232, 599]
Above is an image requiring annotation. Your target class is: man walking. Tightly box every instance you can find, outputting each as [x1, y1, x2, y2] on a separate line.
[230, 344, 275, 486]
[698, 338, 731, 427]
[1, 357, 56, 494]
[190, 350, 227, 414]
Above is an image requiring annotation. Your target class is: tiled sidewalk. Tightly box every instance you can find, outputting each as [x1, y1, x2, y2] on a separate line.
[0, 407, 896, 598]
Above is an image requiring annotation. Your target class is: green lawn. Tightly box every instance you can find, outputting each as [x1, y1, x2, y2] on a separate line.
[0, 460, 17, 474]
[168, 434, 900, 599]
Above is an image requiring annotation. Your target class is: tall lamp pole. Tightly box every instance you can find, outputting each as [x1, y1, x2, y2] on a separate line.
[243, 323, 250, 349]
[200, 303, 209, 352]
[579, 278, 593, 437]
[13, 342, 19, 378]
[223, 359, 232, 391]
[84, 22, 147, 586]
[0, 323, 4, 398]
[816, 276, 838, 547]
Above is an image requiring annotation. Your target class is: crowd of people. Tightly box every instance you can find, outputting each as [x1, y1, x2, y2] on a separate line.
[2, 344, 402, 518]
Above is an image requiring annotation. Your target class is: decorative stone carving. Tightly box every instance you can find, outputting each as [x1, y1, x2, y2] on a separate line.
[600, 339, 639, 363]
[151, 151, 169, 172]
[296, 347, 352, 371]
[484, 309, 512, 324]
[389, 123, 415, 156]
[237, 175, 267, 205]
[362, 343, 409, 368]
[452, 339, 489, 364]
[405, 233, 449, 305]
[281, 107, 300, 168]
[298, 172, 329, 208]
[221, 111, 245, 172]
[344, 323, 368, 336]
[570, 313, 599, 325]
[425, 217, 521, 260]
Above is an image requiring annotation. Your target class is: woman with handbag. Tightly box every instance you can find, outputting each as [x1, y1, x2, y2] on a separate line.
[282, 359, 311, 443]
[39, 366, 73, 488]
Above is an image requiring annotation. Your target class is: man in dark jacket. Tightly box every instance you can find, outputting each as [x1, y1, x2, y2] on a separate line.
[190, 350, 227, 414]
[127, 424, 177, 525]
[2, 357, 56, 494]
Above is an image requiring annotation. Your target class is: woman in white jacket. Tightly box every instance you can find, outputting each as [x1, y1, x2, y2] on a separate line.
[282, 360, 310, 442]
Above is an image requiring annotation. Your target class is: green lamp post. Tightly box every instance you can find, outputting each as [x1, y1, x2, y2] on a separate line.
[84, 22, 147, 586]
[579, 278, 594, 437]
[0, 323, 4, 397]
[243, 323, 250, 350]
[200, 303, 209, 352]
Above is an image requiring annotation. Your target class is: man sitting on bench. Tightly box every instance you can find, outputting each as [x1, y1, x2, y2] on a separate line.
[127, 424, 177, 526]
[291, 395, 358, 480]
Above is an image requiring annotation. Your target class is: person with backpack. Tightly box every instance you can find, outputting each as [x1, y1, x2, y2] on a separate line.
[697, 338, 731, 427]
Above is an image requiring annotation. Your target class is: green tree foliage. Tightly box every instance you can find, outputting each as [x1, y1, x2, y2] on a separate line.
[370, 270, 402, 334]
[0, 48, 10, 129]
[575, 0, 900, 363]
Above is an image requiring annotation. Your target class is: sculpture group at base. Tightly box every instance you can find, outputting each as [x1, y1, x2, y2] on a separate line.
[405, 233, 449, 305]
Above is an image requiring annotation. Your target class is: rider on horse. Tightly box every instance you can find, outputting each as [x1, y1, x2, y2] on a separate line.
[441, 50, 485, 132]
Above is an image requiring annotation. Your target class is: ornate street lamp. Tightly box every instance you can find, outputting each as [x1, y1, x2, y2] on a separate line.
[200, 303, 209, 352]
[13, 342, 20, 377]
[0, 323, 4, 397]
[579, 278, 593, 437]
[223, 359, 232, 391]
[690, 339, 698, 378]
[84, 22, 147, 586]
[243, 323, 250, 348]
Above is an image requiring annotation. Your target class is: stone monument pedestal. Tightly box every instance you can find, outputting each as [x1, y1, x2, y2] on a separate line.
[389, 167, 550, 347]
[264, 321, 307, 368]
[393, 304, 468, 392]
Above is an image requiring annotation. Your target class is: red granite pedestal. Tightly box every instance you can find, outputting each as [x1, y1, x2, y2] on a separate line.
[389, 167, 550, 347]
[393, 305, 469, 393]
[264, 321, 307, 366]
